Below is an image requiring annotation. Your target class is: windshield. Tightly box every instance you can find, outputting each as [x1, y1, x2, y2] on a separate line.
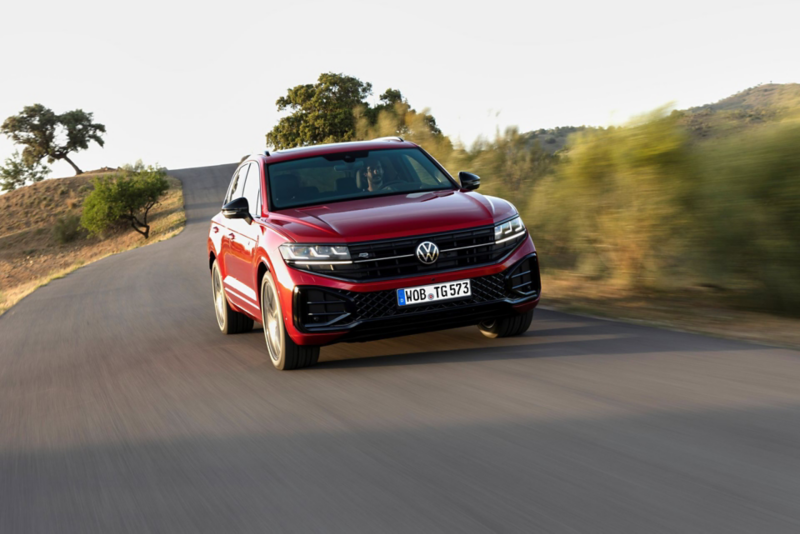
[267, 148, 455, 210]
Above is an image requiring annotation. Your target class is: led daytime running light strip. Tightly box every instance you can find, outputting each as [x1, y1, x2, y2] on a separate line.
[288, 259, 353, 265]
[495, 233, 525, 244]
[494, 217, 526, 244]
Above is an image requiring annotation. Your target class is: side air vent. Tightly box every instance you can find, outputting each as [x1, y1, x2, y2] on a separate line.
[294, 288, 354, 329]
[505, 254, 541, 297]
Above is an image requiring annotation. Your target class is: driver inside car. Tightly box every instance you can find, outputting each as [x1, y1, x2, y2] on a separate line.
[363, 159, 384, 191]
[359, 159, 402, 192]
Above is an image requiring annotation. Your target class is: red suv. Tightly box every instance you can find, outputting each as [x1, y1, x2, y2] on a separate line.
[208, 138, 540, 369]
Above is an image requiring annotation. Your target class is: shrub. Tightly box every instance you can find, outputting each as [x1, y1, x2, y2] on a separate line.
[528, 109, 692, 286]
[81, 162, 169, 239]
[689, 122, 800, 312]
[53, 213, 83, 244]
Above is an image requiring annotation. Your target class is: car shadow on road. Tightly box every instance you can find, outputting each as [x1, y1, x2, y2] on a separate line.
[312, 312, 758, 370]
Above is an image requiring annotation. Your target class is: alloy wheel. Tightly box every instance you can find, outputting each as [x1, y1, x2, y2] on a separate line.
[212, 265, 225, 330]
[262, 278, 282, 362]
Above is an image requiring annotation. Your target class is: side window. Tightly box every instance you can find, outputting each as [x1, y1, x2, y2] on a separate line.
[224, 172, 237, 205]
[224, 165, 249, 205]
[242, 162, 262, 216]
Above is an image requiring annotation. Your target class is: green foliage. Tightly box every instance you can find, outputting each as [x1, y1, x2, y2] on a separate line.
[0, 150, 50, 191]
[53, 213, 84, 244]
[266, 74, 443, 150]
[455, 128, 556, 217]
[355, 94, 450, 164]
[1, 104, 105, 175]
[689, 122, 800, 311]
[528, 110, 691, 284]
[266, 73, 373, 149]
[81, 162, 168, 239]
[526, 106, 800, 312]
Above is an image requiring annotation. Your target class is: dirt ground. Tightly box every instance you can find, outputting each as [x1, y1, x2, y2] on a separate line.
[0, 172, 185, 314]
[542, 272, 800, 350]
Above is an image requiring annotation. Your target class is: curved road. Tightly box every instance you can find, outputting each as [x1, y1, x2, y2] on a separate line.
[2, 164, 800, 533]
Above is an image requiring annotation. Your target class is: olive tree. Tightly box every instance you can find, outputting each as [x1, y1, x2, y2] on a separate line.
[1, 104, 105, 175]
[0, 150, 50, 191]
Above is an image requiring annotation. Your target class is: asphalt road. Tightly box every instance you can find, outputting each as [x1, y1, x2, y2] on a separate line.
[2, 164, 800, 533]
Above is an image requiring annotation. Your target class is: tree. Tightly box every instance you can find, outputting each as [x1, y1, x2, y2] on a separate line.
[81, 162, 169, 239]
[266, 73, 373, 149]
[265, 74, 443, 150]
[0, 150, 50, 191]
[358, 88, 442, 138]
[1, 104, 105, 175]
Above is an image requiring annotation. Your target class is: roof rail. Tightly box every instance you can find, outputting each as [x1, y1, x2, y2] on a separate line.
[373, 136, 404, 142]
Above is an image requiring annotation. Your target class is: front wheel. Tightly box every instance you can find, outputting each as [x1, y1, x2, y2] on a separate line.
[478, 310, 534, 338]
[260, 272, 320, 370]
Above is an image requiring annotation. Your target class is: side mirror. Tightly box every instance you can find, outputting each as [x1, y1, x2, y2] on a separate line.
[222, 197, 252, 223]
[458, 172, 480, 191]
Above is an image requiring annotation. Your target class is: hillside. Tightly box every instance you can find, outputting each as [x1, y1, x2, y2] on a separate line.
[689, 83, 800, 113]
[0, 173, 185, 314]
[524, 126, 602, 154]
[521, 84, 800, 148]
[676, 83, 800, 140]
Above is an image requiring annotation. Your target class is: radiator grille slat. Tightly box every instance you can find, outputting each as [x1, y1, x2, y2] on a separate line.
[295, 226, 522, 281]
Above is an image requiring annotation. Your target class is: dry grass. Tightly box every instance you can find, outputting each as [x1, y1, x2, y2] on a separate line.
[542, 271, 800, 350]
[0, 173, 185, 315]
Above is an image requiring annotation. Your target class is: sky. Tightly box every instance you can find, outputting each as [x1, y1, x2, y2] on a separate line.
[1, 0, 798, 178]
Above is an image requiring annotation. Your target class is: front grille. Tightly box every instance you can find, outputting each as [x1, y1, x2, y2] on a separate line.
[294, 226, 524, 281]
[293, 254, 540, 334]
[352, 273, 508, 320]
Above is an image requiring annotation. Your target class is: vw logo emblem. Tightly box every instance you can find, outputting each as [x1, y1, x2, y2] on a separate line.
[416, 241, 439, 264]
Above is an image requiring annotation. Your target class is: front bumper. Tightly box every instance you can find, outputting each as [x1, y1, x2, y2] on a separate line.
[284, 239, 540, 345]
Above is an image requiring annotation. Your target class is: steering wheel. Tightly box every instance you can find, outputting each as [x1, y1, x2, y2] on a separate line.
[378, 178, 404, 191]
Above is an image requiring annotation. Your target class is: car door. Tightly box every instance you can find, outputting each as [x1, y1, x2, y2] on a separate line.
[222, 162, 261, 315]
[216, 164, 245, 276]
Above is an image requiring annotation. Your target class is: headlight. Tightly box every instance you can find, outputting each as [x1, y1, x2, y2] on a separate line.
[279, 244, 352, 264]
[494, 216, 526, 244]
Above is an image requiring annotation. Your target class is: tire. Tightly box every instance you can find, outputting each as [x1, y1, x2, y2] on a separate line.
[478, 310, 534, 339]
[260, 271, 320, 370]
[211, 260, 254, 335]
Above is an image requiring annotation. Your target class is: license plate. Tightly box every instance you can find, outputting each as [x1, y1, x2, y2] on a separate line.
[397, 279, 471, 306]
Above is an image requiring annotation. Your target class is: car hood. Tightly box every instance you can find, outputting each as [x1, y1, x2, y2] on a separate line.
[268, 190, 517, 243]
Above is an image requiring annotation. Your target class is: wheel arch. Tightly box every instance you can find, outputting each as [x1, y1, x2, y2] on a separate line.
[257, 259, 270, 305]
